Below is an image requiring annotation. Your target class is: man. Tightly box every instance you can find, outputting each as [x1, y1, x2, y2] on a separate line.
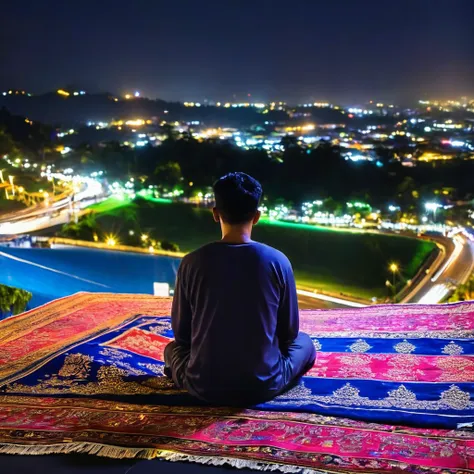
[164, 172, 316, 405]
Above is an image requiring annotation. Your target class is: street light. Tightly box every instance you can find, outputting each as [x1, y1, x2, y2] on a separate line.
[105, 234, 118, 246]
[425, 202, 442, 222]
[385, 279, 392, 301]
[8, 175, 14, 196]
[48, 176, 55, 195]
[389, 263, 398, 289]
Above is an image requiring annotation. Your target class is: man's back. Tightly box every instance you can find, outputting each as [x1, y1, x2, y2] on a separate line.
[171, 241, 299, 403]
[165, 172, 315, 405]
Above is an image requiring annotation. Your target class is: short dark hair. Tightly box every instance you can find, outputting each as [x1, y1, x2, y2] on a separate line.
[213, 172, 263, 224]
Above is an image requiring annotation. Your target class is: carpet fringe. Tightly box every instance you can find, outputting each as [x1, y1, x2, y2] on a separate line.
[161, 451, 327, 473]
[0, 442, 328, 473]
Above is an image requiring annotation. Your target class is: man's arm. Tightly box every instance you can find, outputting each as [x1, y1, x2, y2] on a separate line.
[277, 262, 299, 348]
[171, 261, 193, 347]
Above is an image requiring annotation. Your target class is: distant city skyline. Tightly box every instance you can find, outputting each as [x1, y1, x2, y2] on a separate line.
[2, 88, 472, 109]
[2, 0, 474, 104]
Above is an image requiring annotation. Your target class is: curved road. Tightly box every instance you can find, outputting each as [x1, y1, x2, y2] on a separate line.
[296, 233, 473, 308]
[405, 234, 474, 304]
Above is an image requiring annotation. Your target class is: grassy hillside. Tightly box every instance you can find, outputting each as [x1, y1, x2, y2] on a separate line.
[93, 198, 436, 300]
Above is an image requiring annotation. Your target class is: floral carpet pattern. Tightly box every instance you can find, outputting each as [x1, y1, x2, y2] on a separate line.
[0, 293, 473, 473]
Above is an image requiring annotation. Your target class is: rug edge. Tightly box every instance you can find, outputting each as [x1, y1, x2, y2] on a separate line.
[0, 442, 334, 473]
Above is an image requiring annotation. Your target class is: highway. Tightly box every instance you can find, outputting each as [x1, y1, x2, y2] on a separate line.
[297, 292, 350, 310]
[0, 178, 104, 234]
[406, 234, 474, 304]
[296, 232, 474, 309]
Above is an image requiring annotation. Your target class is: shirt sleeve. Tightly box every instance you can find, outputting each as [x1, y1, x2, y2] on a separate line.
[171, 261, 193, 347]
[277, 261, 300, 348]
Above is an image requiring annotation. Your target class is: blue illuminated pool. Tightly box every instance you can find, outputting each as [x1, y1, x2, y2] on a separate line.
[0, 246, 181, 308]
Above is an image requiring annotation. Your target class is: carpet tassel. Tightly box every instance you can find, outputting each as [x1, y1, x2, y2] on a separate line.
[0, 442, 329, 473]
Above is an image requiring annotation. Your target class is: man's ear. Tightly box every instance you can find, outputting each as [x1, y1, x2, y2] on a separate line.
[253, 210, 261, 225]
[212, 207, 220, 223]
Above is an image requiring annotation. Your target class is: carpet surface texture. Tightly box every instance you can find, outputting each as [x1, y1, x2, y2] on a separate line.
[0, 293, 473, 473]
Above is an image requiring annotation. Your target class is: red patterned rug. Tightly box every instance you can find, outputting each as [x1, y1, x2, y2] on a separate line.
[0, 293, 472, 474]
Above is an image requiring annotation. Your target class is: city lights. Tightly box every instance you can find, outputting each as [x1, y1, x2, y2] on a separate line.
[125, 119, 145, 127]
[425, 202, 442, 212]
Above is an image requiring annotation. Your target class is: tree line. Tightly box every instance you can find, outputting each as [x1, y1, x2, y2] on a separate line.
[132, 134, 474, 211]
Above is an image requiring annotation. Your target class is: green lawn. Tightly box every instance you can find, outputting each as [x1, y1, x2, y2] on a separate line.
[94, 198, 436, 300]
[88, 196, 133, 213]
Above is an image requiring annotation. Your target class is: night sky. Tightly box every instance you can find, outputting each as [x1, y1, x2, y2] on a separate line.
[2, 0, 473, 104]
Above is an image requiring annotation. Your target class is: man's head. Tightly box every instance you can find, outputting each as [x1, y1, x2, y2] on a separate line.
[212, 172, 262, 226]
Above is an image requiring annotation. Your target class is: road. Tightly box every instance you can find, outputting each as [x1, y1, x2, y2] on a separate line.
[296, 292, 351, 310]
[405, 234, 474, 304]
[295, 232, 474, 308]
[0, 180, 105, 234]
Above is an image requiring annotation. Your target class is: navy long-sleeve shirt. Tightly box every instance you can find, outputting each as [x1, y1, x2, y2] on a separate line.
[171, 240, 299, 402]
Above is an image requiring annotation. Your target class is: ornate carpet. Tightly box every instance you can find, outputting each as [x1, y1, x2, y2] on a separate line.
[0, 293, 473, 473]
